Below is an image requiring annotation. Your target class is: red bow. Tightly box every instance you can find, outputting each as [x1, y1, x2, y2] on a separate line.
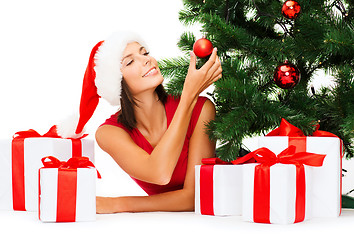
[234, 147, 325, 223]
[13, 125, 88, 139]
[267, 118, 338, 138]
[231, 146, 325, 167]
[41, 156, 101, 178]
[266, 118, 343, 156]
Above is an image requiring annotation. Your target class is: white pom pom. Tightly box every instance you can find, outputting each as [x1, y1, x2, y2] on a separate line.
[56, 113, 86, 139]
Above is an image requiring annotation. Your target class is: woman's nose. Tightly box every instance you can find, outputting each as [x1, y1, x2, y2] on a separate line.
[140, 55, 150, 65]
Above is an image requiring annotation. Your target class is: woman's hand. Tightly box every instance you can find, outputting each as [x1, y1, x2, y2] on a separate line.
[182, 48, 222, 102]
[96, 196, 123, 214]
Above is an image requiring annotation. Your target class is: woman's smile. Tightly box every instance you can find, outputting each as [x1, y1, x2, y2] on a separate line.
[143, 67, 158, 77]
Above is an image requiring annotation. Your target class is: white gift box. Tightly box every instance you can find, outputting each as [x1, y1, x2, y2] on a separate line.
[195, 165, 243, 216]
[0, 138, 94, 211]
[242, 163, 312, 224]
[39, 167, 96, 222]
[258, 136, 342, 218]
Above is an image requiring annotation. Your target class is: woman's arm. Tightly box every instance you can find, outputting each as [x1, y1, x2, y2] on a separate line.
[96, 99, 216, 213]
[96, 49, 222, 185]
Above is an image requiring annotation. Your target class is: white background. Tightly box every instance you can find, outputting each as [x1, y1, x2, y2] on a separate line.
[0, 0, 353, 239]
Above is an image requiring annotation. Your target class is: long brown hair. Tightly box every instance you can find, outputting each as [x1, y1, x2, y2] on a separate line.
[118, 79, 168, 131]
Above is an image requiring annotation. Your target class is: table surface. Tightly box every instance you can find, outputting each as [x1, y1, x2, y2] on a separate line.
[1, 209, 353, 240]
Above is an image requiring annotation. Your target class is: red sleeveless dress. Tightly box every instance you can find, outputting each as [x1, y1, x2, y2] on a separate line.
[101, 95, 208, 195]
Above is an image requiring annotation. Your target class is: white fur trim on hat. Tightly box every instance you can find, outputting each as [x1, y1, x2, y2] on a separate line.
[56, 113, 86, 139]
[94, 31, 149, 106]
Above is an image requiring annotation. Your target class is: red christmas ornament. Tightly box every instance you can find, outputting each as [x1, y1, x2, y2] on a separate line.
[282, 0, 301, 19]
[273, 61, 301, 89]
[193, 38, 213, 58]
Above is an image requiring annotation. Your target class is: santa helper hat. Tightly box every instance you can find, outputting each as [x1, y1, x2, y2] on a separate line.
[56, 31, 149, 139]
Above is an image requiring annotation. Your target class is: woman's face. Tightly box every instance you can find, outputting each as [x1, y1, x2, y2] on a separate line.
[120, 42, 163, 96]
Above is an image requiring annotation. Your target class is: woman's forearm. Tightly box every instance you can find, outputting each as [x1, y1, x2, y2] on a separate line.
[148, 95, 198, 183]
[97, 189, 194, 213]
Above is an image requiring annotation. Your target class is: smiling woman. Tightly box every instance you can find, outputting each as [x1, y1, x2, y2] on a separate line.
[120, 43, 165, 96]
[119, 44, 168, 131]
[55, 30, 222, 213]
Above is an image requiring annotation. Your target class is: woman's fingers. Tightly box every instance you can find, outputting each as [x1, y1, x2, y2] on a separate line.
[188, 51, 197, 71]
[205, 55, 222, 82]
[183, 47, 222, 97]
[192, 48, 220, 79]
[201, 48, 218, 71]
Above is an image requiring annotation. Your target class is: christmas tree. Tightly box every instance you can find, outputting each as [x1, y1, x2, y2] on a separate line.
[159, 0, 353, 161]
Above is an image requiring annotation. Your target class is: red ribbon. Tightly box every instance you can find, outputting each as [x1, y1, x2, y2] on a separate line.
[266, 118, 341, 153]
[40, 156, 100, 222]
[266, 118, 343, 215]
[199, 158, 232, 215]
[199, 146, 325, 222]
[41, 156, 101, 178]
[11, 126, 86, 211]
[235, 146, 325, 223]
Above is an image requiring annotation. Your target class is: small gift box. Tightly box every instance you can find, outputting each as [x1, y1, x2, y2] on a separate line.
[239, 147, 325, 224]
[195, 158, 243, 216]
[39, 156, 100, 222]
[0, 126, 94, 211]
[259, 118, 343, 218]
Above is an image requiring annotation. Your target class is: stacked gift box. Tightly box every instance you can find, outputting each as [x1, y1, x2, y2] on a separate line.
[0, 126, 98, 222]
[39, 156, 99, 222]
[195, 119, 343, 224]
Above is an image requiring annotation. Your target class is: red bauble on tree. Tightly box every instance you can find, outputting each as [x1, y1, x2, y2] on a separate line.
[282, 0, 301, 19]
[273, 60, 301, 89]
[193, 38, 213, 58]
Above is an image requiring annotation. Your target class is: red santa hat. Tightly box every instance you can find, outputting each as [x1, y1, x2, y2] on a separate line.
[56, 31, 148, 138]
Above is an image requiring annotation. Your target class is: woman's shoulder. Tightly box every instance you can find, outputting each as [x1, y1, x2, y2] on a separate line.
[198, 96, 215, 113]
[191, 96, 215, 126]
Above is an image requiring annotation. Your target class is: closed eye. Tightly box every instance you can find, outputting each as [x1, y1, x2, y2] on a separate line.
[123, 49, 149, 67]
